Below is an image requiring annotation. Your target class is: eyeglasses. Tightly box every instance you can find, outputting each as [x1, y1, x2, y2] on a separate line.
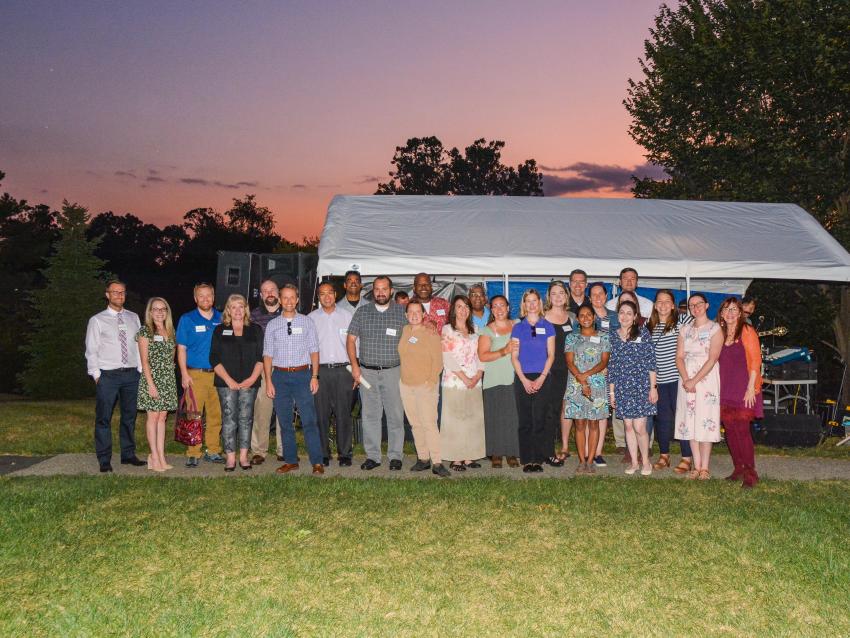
[688, 301, 706, 309]
[151, 307, 167, 313]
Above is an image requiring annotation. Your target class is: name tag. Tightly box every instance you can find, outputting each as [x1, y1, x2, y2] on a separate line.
[436, 309, 445, 316]
[222, 330, 233, 336]
[698, 330, 709, 339]
[563, 324, 572, 332]
[386, 328, 397, 336]
[590, 336, 601, 343]
[339, 328, 347, 336]
[535, 327, 547, 335]
[292, 327, 303, 335]
[601, 320, 610, 329]
[635, 337, 642, 343]
[195, 325, 206, 333]
[408, 336, 418, 344]
[153, 335, 165, 342]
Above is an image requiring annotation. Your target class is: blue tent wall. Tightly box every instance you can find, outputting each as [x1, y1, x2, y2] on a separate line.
[485, 281, 735, 320]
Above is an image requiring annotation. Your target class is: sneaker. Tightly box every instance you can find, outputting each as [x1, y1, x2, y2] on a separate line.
[410, 459, 431, 472]
[593, 455, 607, 468]
[185, 457, 199, 468]
[203, 452, 225, 464]
[389, 459, 403, 471]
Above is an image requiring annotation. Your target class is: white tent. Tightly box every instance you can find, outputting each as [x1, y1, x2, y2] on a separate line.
[317, 196, 850, 294]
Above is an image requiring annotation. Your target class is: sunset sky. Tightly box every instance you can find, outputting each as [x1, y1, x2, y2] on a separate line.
[1, 0, 667, 241]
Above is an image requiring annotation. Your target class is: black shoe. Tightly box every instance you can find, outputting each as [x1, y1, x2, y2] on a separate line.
[523, 464, 534, 473]
[533, 463, 544, 473]
[99, 463, 113, 473]
[185, 457, 199, 468]
[432, 464, 451, 478]
[389, 459, 403, 471]
[466, 461, 481, 469]
[545, 456, 564, 467]
[338, 457, 352, 467]
[277, 455, 285, 462]
[224, 465, 236, 473]
[323, 456, 330, 467]
[240, 463, 252, 471]
[121, 456, 146, 466]
[410, 459, 431, 471]
[360, 459, 381, 471]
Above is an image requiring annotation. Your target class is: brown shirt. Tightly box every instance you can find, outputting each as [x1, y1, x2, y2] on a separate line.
[397, 325, 443, 386]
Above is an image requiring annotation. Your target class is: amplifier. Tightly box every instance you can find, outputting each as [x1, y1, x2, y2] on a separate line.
[754, 414, 822, 447]
[764, 360, 817, 381]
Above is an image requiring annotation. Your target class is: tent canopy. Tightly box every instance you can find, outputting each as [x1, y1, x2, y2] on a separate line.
[317, 196, 850, 285]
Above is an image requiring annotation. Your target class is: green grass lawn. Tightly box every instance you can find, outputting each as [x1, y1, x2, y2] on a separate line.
[1, 398, 848, 459]
[1, 476, 848, 637]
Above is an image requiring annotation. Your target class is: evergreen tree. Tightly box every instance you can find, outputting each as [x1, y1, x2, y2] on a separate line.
[21, 201, 111, 398]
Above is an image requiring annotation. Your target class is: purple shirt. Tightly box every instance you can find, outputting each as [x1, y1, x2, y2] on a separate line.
[511, 318, 555, 374]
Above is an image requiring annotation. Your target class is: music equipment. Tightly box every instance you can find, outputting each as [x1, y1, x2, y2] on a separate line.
[763, 346, 811, 365]
[754, 414, 823, 447]
[758, 326, 787, 337]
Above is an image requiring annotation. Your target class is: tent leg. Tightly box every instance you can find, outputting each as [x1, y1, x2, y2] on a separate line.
[686, 276, 691, 299]
[503, 273, 509, 301]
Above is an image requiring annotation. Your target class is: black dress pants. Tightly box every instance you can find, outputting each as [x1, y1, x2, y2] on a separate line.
[513, 373, 552, 464]
[314, 365, 354, 458]
[94, 368, 140, 465]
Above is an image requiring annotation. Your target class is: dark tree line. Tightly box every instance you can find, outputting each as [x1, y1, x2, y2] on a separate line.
[0, 172, 316, 395]
[625, 0, 850, 402]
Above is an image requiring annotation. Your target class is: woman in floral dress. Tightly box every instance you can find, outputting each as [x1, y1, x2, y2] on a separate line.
[136, 297, 178, 472]
[440, 295, 485, 471]
[674, 293, 724, 480]
[564, 304, 610, 475]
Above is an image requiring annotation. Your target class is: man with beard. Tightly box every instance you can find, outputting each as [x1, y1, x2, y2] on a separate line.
[249, 279, 284, 465]
[413, 272, 450, 334]
[176, 283, 224, 467]
[469, 284, 490, 332]
[606, 267, 653, 317]
[337, 270, 364, 316]
[567, 269, 589, 315]
[346, 276, 408, 470]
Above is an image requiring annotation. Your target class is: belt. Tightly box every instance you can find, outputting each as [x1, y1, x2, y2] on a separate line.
[188, 367, 214, 373]
[274, 365, 309, 372]
[103, 367, 138, 372]
[360, 363, 400, 371]
[320, 362, 348, 368]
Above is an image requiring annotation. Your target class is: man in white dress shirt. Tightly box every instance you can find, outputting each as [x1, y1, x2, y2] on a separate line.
[84, 280, 145, 472]
[309, 282, 354, 465]
[606, 267, 654, 317]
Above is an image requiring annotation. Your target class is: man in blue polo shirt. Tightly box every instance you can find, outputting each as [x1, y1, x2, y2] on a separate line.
[176, 283, 223, 467]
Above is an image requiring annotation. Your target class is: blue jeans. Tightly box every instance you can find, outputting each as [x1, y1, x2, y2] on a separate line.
[657, 381, 692, 457]
[217, 387, 257, 453]
[272, 369, 323, 466]
[94, 368, 140, 464]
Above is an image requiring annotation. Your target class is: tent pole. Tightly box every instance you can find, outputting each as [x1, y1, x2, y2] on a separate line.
[504, 272, 509, 301]
[686, 275, 691, 299]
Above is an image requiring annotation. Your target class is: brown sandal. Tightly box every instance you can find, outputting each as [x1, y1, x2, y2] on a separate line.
[698, 469, 711, 481]
[652, 454, 670, 470]
[491, 456, 503, 469]
[686, 468, 700, 480]
[506, 456, 520, 468]
[673, 458, 693, 475]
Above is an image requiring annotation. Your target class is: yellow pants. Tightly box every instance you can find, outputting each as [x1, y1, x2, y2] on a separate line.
[186, 369, 222, 457]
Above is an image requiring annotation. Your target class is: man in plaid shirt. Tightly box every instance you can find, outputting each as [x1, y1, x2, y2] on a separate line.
[346, 276, 408, 470]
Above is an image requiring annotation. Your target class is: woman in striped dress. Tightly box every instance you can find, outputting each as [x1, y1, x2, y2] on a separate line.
[647, 290, 693, 473]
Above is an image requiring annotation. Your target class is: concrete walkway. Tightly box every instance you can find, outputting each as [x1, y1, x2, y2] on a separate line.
[5, 452, 850, 481]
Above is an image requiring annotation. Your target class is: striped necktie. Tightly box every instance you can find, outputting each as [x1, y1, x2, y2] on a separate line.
[117, 311, 128, 365]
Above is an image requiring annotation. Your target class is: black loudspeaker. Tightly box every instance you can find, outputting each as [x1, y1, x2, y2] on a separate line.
[755, 414, 822, 447]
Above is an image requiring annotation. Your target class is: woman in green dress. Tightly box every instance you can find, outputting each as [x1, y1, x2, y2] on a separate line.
[136, 297, 178, 472]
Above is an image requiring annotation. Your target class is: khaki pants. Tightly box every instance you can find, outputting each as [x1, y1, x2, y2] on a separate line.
[612, 414, 654, 449]
[399, 381, 441, 464]
[186, 369, 222, 457]
[250, 376, 283, 459]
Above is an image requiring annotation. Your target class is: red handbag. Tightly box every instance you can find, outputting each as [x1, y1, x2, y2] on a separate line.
[175, 387, 203, 446]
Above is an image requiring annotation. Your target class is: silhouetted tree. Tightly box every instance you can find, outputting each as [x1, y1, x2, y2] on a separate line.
[376, 137, 543, 196]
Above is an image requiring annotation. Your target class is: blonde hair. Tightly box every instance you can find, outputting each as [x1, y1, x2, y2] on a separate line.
[543, 280, 568, 312]
[144, 297, 175, 340]
[519, 289, 542, 319]
[222, 294, 251, 326]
